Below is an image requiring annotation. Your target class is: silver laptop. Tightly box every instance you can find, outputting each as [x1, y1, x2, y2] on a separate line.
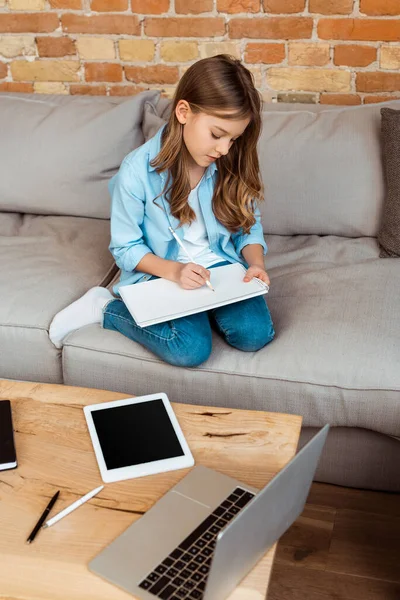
[89, 425, 329, 600]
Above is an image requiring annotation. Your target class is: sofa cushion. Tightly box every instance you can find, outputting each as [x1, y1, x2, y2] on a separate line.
[0, 90, 159, 219]
[0, 213, 116, 382]
[378, 107, 400, 258]
[63, 235, 400, 438]
[259, 100, 400, 237]
[143, 97, 400, 238]
[142, 98, 171, 141]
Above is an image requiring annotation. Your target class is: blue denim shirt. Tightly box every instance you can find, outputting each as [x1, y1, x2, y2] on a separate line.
[109, 124, 267, 294]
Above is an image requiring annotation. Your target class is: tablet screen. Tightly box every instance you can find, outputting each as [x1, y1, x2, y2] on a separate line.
[91, 399, 185, 470]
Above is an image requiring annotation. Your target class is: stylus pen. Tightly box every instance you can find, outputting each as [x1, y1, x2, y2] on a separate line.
[42, 485, 104, 529]
[26, 490, 60, 544]
[168, 226, 215, 292]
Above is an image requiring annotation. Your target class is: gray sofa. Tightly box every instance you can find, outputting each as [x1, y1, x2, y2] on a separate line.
[1, 91, 399, 492]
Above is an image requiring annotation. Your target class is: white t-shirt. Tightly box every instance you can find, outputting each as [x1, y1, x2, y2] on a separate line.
[176, 179, 222, 269]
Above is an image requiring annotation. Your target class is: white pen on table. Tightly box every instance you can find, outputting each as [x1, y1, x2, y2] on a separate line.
[42, 485, 104, 529]
[168, 226, 215, 292]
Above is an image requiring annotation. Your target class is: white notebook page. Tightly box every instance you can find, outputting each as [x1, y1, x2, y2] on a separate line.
[119, 263, 268, 328]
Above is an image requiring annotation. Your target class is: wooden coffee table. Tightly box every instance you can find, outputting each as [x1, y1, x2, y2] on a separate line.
[0, 380, 301, 600]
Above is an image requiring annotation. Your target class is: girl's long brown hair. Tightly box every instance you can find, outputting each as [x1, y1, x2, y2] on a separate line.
[151, 54, 263, 234]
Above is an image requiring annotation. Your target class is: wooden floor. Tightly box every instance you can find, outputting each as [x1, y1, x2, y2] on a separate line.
[268, 482, 400, 600]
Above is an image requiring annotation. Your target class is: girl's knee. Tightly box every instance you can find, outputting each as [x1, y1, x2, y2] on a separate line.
[167, 331, 212, 367]
[252, 324, 275, 351]
[231, 321, 275, 352]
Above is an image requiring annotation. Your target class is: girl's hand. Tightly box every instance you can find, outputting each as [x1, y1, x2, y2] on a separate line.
[174, 262, 211, 290]
[243, 264, 270, 286]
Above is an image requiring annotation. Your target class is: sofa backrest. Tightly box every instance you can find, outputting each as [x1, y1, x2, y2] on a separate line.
[258, 100, 400, 237]
[144, 97, 400, 238]
[0, 90, 160, 219]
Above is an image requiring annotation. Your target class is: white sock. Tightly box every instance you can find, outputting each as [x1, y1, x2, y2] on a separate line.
[49, 286, 113, 348]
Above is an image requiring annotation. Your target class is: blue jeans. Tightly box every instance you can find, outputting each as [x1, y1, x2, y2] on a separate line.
[103, 262, 275, 368]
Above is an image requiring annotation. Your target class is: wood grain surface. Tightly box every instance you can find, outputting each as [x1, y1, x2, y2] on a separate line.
[0, 380, 302, 600]
[269, 480, 400, 599]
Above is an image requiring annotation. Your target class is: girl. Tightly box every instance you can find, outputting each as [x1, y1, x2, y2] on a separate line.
[50, 54, 275, 367]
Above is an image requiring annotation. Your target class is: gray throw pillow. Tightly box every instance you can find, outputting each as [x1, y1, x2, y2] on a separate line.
[142, 98, 171, 142]
[0, 90, 160, 219]
[379, 108, 400, 257]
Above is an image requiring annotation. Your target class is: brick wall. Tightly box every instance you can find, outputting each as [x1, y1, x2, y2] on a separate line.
[0, 0, 400, 104]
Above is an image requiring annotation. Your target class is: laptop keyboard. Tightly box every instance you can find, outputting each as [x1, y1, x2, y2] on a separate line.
[138, 487, 255, 599]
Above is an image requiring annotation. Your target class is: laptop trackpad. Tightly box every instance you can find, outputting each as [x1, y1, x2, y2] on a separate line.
[89, 489, 211, 588]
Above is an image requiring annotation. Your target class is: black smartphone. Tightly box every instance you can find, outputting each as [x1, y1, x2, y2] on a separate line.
[0, 400, 17, 471]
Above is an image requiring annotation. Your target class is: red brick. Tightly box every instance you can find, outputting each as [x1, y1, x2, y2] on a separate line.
[50, 0, 81, 8]
[319, 18, 400, 41]
[125, 65, 179, 84]
[0, 82, 34, 92]
[91, 0, 128, 10]
[320, 93, 361, 105]
[0, 63, 7, 79]
[0, 14, 59, 34]
[145, 17, 225, 37]
[263, 0, 305, 12]
[363, 94, 400, 103]
[360, 0, 400, 15]
[132, 0, 170, 12]
[309, 0, 353, 14]
[334, 44, 376, 66]
[62, 14, 139, 35]
[70, 84, 107, 95]
[229, 17, 313, 39]
[217, 0, 260, 14]
[85, 62, 123, 82]
[245, 43, 285, 64]
[109, 85, 147, 96]
[176, 0, 212, 12]
[356, 72, 400, 92]
[37, 36, 76, 57]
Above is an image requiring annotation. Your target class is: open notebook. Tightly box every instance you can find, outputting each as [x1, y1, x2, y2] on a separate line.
[119, 263, 269, 328]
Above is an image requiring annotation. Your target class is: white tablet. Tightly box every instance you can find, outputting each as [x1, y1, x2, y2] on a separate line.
[83, 393, 194, 483]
